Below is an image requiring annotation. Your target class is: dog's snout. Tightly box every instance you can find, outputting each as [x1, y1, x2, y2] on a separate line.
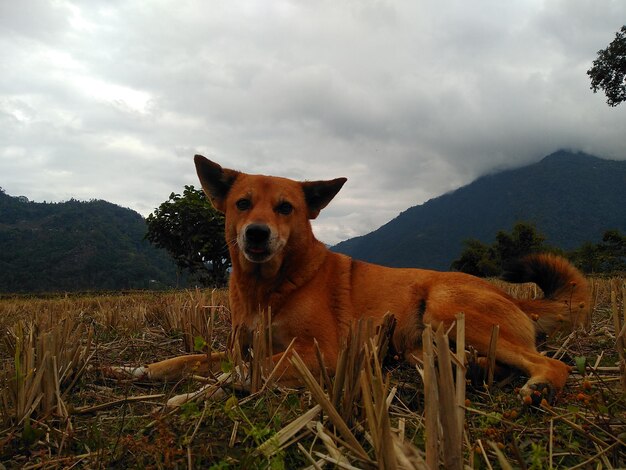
[245, 224, 271, 244]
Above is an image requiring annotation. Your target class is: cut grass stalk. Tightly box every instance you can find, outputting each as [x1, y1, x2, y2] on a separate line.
[297, 442, 325, 470]
[611, 282, 626, 391]
[312, 420, 347, 463]
[434, 324, 463, 470]
[455, 312, 466, 431]
[421, 321, 466, 470]
[487, 441, 514, 470]
[359, 345, 396, 469]
[70, 394, 167, 414]
[486, 324, 499, 389]
[312, 451, 367, 470]
[3, 315, 92, 425]
[421, 326, 439, 470]
[257, 403, 322, 458]
[476, 439, 494, 470]
[289, 350, 371, 463]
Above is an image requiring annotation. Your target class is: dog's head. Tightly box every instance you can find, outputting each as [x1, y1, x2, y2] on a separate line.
[194, 155, 346, 266]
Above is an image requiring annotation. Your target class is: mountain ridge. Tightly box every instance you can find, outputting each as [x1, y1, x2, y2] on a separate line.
[332, 151, 626, 270]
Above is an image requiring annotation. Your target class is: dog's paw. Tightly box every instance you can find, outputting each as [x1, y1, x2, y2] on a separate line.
[519, 382, 555, 406]
[101, 365, 150, 381]
[166, 384, 226, 408]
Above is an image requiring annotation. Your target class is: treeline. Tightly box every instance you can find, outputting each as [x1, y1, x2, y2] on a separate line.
[452, 222, 626, 277]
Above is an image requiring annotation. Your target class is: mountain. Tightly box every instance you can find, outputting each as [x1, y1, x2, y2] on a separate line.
[333, 151, 626, 270]
[0, 191, 180, 293]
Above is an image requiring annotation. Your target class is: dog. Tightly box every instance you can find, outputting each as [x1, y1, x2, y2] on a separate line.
[116, 155, 591, 403]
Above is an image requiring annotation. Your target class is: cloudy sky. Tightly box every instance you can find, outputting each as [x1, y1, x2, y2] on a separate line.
[1, 1, 625, 245]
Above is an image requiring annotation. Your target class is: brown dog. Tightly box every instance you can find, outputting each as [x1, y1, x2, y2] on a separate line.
[119, 155, 590, 403]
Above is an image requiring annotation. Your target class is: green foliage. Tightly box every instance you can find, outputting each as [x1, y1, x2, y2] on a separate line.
[209, 461, 232, 470]
[223, 395, 287, 470]
[179, 401, 202, 420]
[529, 443, 548, 470]
[194, 335, 209, 352]
[587, 26, 626, 106]
[451, 222, 548, 276]
[454, 221, 626, 276]
[569, 229, 626, 273]
[0, 191, 179, 293]
[449, 239, 499, 277]
[145, 186, 230, 287]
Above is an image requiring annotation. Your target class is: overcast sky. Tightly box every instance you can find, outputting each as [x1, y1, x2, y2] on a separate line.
[1, 1, 625, 245]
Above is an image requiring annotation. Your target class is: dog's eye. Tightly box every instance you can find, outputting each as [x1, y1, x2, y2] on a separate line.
[236, 198, 251, 211]
[276, 202, 293, 215]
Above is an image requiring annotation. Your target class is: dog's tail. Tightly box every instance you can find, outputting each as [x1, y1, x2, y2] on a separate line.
[502, 253, 591, 335]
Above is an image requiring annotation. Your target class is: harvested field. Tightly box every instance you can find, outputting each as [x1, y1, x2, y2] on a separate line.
[1, 279, 625, 469]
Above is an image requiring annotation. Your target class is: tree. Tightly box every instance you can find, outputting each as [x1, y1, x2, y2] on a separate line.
[145, 185, 230, 286]
[569, 230, 626, 274]
[450, 239, 499, 277]
[451, 222, 549, 277]
[597, 229, 626, 272]
[494, 222, 546, 262]
[569, 241, 603, 274]
[587, 26, 626, 106]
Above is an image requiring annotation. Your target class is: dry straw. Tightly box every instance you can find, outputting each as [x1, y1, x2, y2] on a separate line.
[420, 320, 466, 470]
[610, 280, 626, 391]
[2, 314, 93, 426]
[288, 315, 432, 469]
[246, 312, 476, 468]
[2, 280, 624, 467]
[152, 288, 228, 353]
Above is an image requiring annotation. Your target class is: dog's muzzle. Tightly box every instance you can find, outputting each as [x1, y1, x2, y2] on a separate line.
[241, 223, 274, 262]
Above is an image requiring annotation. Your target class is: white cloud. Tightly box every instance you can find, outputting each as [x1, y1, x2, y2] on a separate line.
[1, 0, 625, 245]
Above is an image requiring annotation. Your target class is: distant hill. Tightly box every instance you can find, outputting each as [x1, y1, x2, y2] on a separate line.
[333, 151, 626, 270]
[0, 190, 180, 293]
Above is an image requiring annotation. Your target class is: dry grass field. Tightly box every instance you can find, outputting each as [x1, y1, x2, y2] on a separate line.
[1, 279, 624, 469]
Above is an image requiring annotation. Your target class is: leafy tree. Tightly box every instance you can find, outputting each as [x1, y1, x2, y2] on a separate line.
[494, 222, 546, 262]
[587, 25, 626, 106]
[569, 230, 626, 274]
[145, 185, 230, 286]
[452, 222, 549, 277]
[450, 239, 499, 277]
[596, 229, 625, 272]
[569, 241, 603, 274]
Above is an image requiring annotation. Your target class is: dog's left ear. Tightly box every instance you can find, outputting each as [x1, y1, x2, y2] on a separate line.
[194, 155, 240, 212]
[301, 177, 347, 219]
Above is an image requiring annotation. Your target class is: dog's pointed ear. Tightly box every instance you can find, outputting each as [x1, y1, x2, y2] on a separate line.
[194, 155, 240, 212]
[301, 177, 347, 219]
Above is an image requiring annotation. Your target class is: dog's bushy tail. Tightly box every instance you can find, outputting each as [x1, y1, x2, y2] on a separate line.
[502, 253, 591, 335]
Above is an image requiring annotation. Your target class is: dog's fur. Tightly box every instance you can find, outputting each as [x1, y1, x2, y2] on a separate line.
[122, 155, 591, 402]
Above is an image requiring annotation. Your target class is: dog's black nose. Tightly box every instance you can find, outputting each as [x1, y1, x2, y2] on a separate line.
[245, 224, 271, 244]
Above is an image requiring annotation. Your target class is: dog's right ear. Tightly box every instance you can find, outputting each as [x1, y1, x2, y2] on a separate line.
[194, 155, 240, 212]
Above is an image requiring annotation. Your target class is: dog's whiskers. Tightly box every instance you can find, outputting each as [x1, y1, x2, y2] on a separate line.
[225, 237, 238, 250]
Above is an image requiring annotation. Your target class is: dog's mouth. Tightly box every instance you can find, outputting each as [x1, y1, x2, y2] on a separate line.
[244, 245, 272, 262]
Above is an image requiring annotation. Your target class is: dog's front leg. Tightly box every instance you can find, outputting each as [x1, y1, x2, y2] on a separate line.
[165, 342, 332, 408]
[104, 352, 228, 381]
